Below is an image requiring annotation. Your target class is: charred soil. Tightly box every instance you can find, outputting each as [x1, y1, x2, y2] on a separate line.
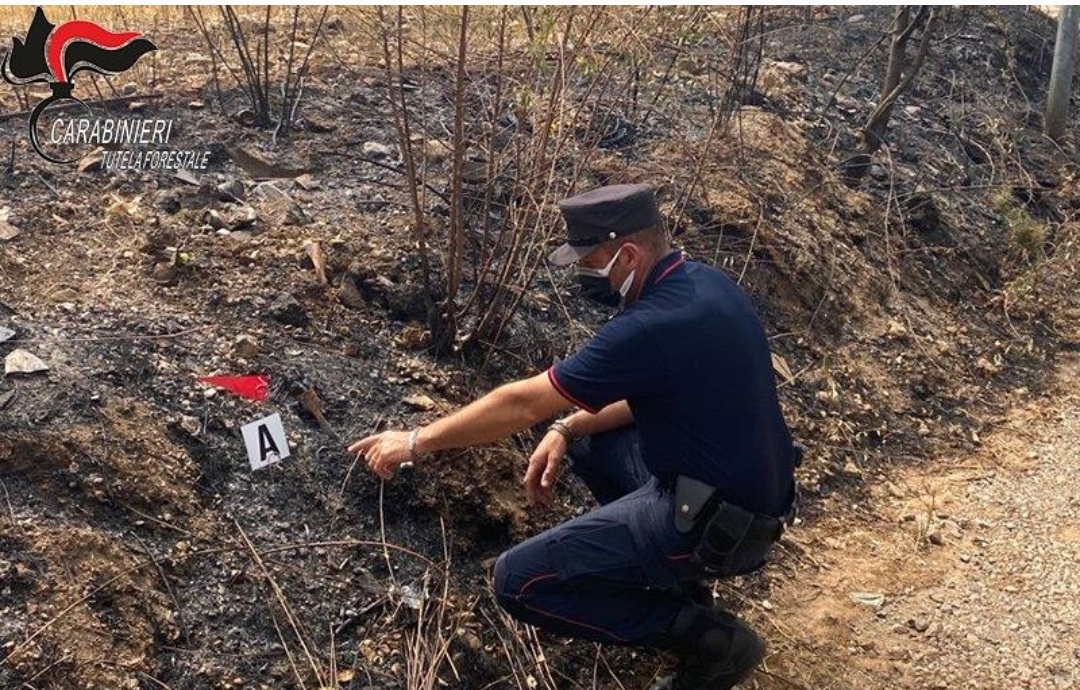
[1, 6, 1078, 690]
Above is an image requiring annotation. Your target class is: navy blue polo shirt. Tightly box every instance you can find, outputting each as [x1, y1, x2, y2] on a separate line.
[549, 251, 795, 516]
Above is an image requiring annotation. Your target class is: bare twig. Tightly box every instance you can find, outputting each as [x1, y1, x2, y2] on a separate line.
[236, 521, 326, 688]
[377, 480, 397, 588]
[127, 532, 190, 645]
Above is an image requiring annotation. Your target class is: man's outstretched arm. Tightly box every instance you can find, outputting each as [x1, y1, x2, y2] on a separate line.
[348, 371, 574, 479]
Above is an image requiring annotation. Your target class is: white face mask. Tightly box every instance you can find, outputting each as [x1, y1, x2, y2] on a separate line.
[617, 268, 636, 306]
[576, 245, 637, 309]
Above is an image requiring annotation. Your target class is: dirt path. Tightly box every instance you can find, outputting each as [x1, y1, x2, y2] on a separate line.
[758, 354, 1080, 690]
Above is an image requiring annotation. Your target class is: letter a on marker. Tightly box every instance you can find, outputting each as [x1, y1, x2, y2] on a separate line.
[257, 423, 280, 462]
[241, 412, 290, 470]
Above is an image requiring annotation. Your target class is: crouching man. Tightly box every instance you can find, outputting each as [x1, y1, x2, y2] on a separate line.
[349, 184, 798, 689]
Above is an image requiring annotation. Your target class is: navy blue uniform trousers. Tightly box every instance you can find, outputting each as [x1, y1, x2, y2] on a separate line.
[493, 426, 706, 645]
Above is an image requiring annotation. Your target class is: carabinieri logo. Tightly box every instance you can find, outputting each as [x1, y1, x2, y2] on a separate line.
[2, 7, 157, 163]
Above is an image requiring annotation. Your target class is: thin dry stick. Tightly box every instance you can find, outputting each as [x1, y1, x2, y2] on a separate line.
[481, 606, 528, 689]
[8, 323, 214, 345]
[0, 477, 19, 532]
[119, 502, 196, 537]
[328, 623, 337, 686]
[128, 532, 190, 645]
[2, 565, 142, 665]
[4, 537, 435, 667]
[137, 670, 178, 690]
[236, 521, 325, 688]
[274, 6, 299, 144]
[594, 645, 629, 690]
[269, 606, 307, 690]
[378, 480, 398, 588]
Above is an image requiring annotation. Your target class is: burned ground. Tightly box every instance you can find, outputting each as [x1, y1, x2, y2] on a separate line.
[1, 6, 1078, 690]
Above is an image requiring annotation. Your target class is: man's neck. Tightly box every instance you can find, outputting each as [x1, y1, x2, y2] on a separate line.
[627, 248, 674, 303]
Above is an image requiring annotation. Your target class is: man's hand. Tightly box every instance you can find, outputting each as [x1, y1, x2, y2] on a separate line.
[348, 431, 412, 481]
[523, 429, 569, 506]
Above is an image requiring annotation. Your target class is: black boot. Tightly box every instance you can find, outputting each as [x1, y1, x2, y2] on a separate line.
[651, 605, 765, 690]
[676, 580, 715, 608]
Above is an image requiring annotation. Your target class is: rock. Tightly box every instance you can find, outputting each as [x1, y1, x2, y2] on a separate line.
[189, 100, 206, 110]
[398, 323, 431, 350]
[403, 394, 436, 411]
[909, 617, 930, 633]
[387, 283, 429, 320]
[217, 178, 245, 201]
[302, 114, 337, 133]
[234, 107, 257, 126]
[226, 145, 312, 179]
[152, 262, 179, 285]
[127, 101, 147, 113]
[230, 205, 259, 229]
[338, 271, 365, 310]
[424, 139, 451, 163]
[77, 148, 104, 173]
[460, 632, 482, 652]
[850, 592, 885, 609]
[869, 164, 888, 181]
[362, 141, 394, 160]
[205, 210, 232, 230]
[233, 334, 259, 358]
[268, 293, 309, 327]
[283, 203, 310, 226]
[0, 326, 14, 343]
[0, 220, 19, 241]
[174, 168, 200, 186]
[975, 357, 1000, 375]
[294, 173, 320, 191]
[153, 190, 182, 215]
[847, 13, 865, 23]
[5, 349, 48, 375]
[207, 206, 257, 231]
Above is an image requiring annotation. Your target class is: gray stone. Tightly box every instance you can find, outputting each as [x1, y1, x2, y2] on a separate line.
[217, 178, 245, 201]
[5, 349, 48, 375]
[233, 334, 260, 358]
[362, 141, 394, 160]
[268, 293, 309, 327]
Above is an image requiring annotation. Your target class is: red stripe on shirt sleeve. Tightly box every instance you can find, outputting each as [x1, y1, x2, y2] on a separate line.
[547, 367, 600, 414]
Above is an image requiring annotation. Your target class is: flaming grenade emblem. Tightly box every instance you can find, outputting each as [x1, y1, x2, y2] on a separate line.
[2, 7, 157, 163]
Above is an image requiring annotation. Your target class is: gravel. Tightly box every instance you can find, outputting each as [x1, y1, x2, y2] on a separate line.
[880, 355, 1080, 690]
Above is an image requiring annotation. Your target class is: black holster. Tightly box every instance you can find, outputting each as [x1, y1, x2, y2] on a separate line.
[674, 475, 788, 578]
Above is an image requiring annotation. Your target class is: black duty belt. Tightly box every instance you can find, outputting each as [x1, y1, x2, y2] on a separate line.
[672, 442, 803, 536]
[673, 474, 795, 538]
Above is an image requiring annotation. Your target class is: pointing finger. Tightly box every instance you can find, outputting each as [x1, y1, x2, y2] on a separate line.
[348, 434, 379, 454]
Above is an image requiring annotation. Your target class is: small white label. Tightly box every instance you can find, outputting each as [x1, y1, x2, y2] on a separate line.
[241, 412, 291, 470]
